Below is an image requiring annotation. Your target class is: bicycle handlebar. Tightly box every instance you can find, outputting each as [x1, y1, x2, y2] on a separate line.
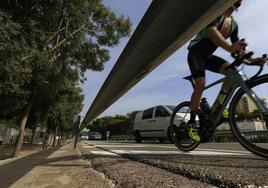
[251, 53, 267, 78]
[229, 51, 267, 78]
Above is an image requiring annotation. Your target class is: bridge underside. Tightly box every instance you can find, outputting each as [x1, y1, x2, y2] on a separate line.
[81, 0, 237, 128]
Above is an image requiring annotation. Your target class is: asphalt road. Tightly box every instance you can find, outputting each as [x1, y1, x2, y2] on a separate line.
[82, 140, 268, 187]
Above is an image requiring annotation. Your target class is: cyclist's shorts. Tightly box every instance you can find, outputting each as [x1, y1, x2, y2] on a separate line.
[187, 50, 227, 79]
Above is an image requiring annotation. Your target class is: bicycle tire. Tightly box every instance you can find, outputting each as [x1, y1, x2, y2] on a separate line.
[229, 74, 268, 158]
[170, 101, 200, 151]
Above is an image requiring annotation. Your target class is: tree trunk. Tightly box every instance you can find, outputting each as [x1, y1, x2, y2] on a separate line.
[64, 132, 67, 143]
[48, 133, 54, 146]
[42, 133, 48, 150]
[48, 134, 51, 146]
[42, 128, 51, 150]
[52, 127, 58, 147]
[57, 129, 62, 146]
[60, 130, 64, 145]
[30, 127, 37, 144]
[12, 97, 34, 157]
[61, 132, 64, 144]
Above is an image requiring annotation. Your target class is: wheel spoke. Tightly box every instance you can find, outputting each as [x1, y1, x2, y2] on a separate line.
[170, 101, 200, 151]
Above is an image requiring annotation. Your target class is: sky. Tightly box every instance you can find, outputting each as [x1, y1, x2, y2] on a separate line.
[80, 0, 268, 119]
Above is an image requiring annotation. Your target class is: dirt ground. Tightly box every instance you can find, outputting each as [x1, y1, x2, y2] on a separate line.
[0, 143, 114, 188]
[0, 144, 43, 161]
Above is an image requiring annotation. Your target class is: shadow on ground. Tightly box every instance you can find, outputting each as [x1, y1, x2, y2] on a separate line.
[0, 147, 65, 187]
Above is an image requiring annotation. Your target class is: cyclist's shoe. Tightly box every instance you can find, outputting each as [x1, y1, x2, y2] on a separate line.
[188, 123, 200, 142]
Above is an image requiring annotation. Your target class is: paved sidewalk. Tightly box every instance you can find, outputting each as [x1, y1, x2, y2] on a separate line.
[0, 143, 113, 188]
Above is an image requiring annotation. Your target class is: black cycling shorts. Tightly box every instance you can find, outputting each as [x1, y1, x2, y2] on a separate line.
[187, 50, 227, 79]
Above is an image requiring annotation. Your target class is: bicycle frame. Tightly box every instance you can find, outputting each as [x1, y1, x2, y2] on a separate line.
[203, 67, 268, 127]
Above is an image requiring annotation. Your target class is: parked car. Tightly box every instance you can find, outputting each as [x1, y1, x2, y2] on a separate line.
[88, 132, 102, 140]
[81, 135, 89, 140]
[133, 105, 176, 143]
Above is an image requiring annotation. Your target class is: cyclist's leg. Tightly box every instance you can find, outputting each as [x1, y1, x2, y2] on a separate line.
[187, 50, 206, 112]
[190, 77, 205, 111]
[219, 63, 235, 92]
[206, 55, 234, 93]
[187, 50, 206, 142]
[204, 56, 231, 137]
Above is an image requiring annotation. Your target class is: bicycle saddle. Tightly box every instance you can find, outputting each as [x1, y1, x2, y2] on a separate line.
[183, 75, 195, 88]
[183, 75, 193, 81]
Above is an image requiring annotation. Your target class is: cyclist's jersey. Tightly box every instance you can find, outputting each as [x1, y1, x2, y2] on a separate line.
[188, 15, 239, 55]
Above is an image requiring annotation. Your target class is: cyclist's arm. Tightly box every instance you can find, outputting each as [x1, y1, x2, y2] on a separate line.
[207, 26, 233, 52]
[229, 26, 267, 65]
[230, 26, 239, 44]
[208, 24, 246, 54]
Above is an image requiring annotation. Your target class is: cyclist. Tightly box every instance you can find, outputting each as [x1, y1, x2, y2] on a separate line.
[187, 0, 267, 142]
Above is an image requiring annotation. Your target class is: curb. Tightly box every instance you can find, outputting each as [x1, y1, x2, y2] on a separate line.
[77, 142, 116, 188]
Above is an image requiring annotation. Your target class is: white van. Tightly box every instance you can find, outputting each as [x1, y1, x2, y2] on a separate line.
[133, 105, 176, 143]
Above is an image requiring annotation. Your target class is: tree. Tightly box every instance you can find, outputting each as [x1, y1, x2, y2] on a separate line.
[45, 82, 84, 148]
[90, 111, 140, 137]
[0, 10, 33, 119]
[125, 111, 140, 134]
[0, 0, 131, 157]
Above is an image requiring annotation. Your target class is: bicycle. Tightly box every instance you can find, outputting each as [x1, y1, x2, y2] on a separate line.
[170, 51, 268, 158]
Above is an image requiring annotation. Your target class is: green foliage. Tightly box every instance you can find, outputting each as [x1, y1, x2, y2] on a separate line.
[46, 82, 84, 132]
[0, 10, 33, 118]
[90, 111, 139, 137]
[0, 0, 132, 147]
[236, 109, 262, 121]
[0, 0, 131, 79]
[0, 0, 131, 114]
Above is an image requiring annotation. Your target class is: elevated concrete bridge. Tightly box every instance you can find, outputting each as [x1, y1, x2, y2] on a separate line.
[81, 0, 237, 129]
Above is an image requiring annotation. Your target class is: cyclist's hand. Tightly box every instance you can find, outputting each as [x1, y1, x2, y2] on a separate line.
[250, 57, 268, 66]
[229, 40, 247, 54]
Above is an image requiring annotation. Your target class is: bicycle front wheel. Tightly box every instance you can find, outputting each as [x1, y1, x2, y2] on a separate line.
[170, 101, 200, 151]
[229, 75, 268, 158]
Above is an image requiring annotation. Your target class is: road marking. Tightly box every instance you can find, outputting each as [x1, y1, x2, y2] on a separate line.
[83, 144, 250, 154]
[113, 150, 247, 156]
[86, 144, 155, 148]
[89, 149, 248, 156]
[139, 145, 250, 154]
[90, 151, 119, 156]
[196, 148, 250, 154]
[83, 145, 94, 148]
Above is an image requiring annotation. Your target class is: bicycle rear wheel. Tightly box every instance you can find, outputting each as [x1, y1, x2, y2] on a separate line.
[229, 75, 268, 158]
[170, 101, 200, 151]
